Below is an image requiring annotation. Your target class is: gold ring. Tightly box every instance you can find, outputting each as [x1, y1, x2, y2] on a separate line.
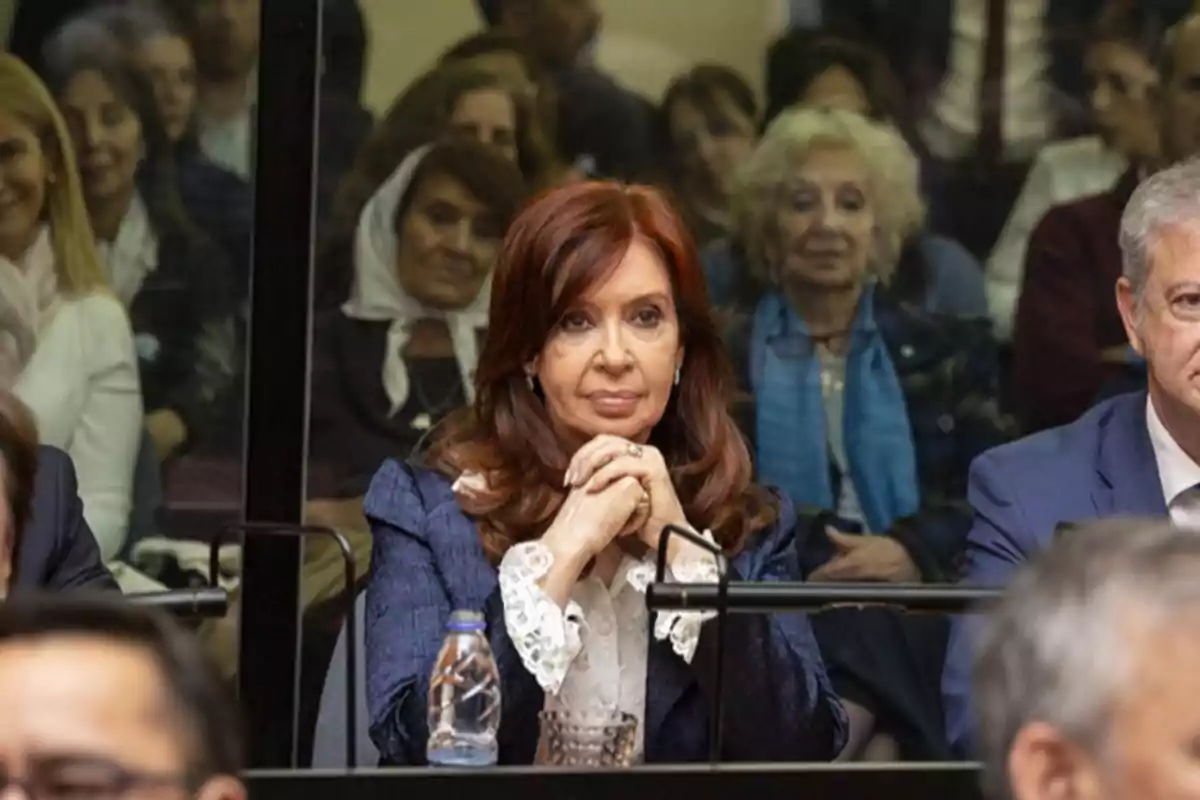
[628, 443, 644, 458]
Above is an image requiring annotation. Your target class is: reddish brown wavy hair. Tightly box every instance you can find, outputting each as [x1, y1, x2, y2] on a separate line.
[0, 391, 39, 578]
[427, 180, 777, 562]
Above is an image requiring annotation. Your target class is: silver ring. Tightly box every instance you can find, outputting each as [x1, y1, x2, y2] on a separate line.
[627, 443, 644, 459]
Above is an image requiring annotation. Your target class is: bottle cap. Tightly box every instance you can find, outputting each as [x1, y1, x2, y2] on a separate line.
[446, 609, 486, 632]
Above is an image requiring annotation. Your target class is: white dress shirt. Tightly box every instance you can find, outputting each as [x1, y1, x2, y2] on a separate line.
[986, 136, 1127, 340]
[1146, 398, 1200, 528]
[197, 69, 257, 180]
[14, 292, 143, 560]
[498, 536, 719, 761]
[922, 0, 1053, 162]
[95, 194, 158, 308]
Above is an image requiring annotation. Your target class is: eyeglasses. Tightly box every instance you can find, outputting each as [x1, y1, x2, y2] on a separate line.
[0, 755, 189, 800]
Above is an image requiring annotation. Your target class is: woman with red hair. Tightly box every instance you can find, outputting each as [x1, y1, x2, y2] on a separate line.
[363, 181, 847, 764]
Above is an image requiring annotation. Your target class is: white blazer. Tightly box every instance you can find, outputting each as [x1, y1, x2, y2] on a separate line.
[985, 136, 1127, 341]
[14, 291, 142, 562]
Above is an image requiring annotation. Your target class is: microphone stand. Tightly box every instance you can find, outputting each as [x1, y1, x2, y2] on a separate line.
[655, 524, 727, 766]
[125, 587, 230, 619]
[210, 522, 358, 769]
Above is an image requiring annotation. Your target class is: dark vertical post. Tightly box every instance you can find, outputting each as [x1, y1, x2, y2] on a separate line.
[238, 0, 321, 768]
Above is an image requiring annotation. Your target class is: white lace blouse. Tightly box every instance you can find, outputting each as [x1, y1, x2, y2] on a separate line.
[497, 535, 720, 760]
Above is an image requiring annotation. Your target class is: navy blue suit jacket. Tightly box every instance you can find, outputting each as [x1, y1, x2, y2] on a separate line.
[363, 460, 848, 764]
[12, 446, 117, 593]
[941, 392, 1165, 755]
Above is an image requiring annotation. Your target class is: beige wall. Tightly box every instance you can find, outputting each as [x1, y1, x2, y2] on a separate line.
[357, 0, 479, 115]
[0, 0, 17, 50]
[358, 0, 789, 115]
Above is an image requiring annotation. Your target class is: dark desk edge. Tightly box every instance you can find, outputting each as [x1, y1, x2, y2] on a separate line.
[245, 763, 985, 800]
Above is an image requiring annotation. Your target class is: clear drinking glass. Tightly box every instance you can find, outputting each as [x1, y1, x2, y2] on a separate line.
[537, 709, 638, 767]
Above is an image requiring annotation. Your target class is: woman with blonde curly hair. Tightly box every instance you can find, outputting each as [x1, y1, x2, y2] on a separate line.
[722, 107, 1013, 760]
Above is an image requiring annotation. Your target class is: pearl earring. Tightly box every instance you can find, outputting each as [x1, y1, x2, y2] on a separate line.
[674, 366, 681, 386]
[526, 373, 535, 391]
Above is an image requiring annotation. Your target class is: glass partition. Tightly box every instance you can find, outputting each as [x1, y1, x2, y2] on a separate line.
[294, 0, 1167, 769]
[1, 0, 255, 737]
[5, 0, 1165, 774]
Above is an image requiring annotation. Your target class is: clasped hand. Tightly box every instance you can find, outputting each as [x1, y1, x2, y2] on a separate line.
[543, 435, 691, 566]
[807, 527, 920, 583]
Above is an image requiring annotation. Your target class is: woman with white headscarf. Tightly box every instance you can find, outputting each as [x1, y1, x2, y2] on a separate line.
[306, 139, 528, 531]
[178, 139, 530, 679]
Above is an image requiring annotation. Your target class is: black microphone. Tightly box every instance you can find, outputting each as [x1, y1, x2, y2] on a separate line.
[125, 587, 229, 619]
[210, 523, 358, 769]
[646, 582, 1003, 614]
[654, 524, 727, 766]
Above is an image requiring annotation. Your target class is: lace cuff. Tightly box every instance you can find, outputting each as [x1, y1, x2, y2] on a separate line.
[626, 529, 721, 663]
[498, 541, 584, 694]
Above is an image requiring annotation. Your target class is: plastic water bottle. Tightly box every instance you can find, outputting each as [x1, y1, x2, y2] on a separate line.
[426, 610, 501, 766]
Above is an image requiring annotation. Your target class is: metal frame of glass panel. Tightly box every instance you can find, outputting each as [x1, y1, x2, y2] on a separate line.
[238, 0, 321, 768]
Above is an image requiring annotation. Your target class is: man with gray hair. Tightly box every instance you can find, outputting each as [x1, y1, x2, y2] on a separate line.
[974, 518, 1200, 800]
[944, 153, 1200, 755]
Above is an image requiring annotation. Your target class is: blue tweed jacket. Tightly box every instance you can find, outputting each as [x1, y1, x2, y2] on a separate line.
[363, 460, 848, 765]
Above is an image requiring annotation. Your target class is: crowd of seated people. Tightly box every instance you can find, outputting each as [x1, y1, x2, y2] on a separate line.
[986, 1, 1166, 342]
[1011, 10, 1200, 433]
[88, 2, 254, 290]
[0, 52, 146, 589]
[701, 33, 987, 320]
[0, 1, 265, 629]
[0, 0, 277, 599]
[44, 21, 239, 473]
[315, 61, 556, 308]
[322, 0, 1200, 767]
[6, 0, 1200, 772]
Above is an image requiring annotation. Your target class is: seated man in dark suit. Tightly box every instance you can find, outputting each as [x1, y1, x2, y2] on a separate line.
[942, 155, 1200, 756]
[0, 392, 115, 594]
